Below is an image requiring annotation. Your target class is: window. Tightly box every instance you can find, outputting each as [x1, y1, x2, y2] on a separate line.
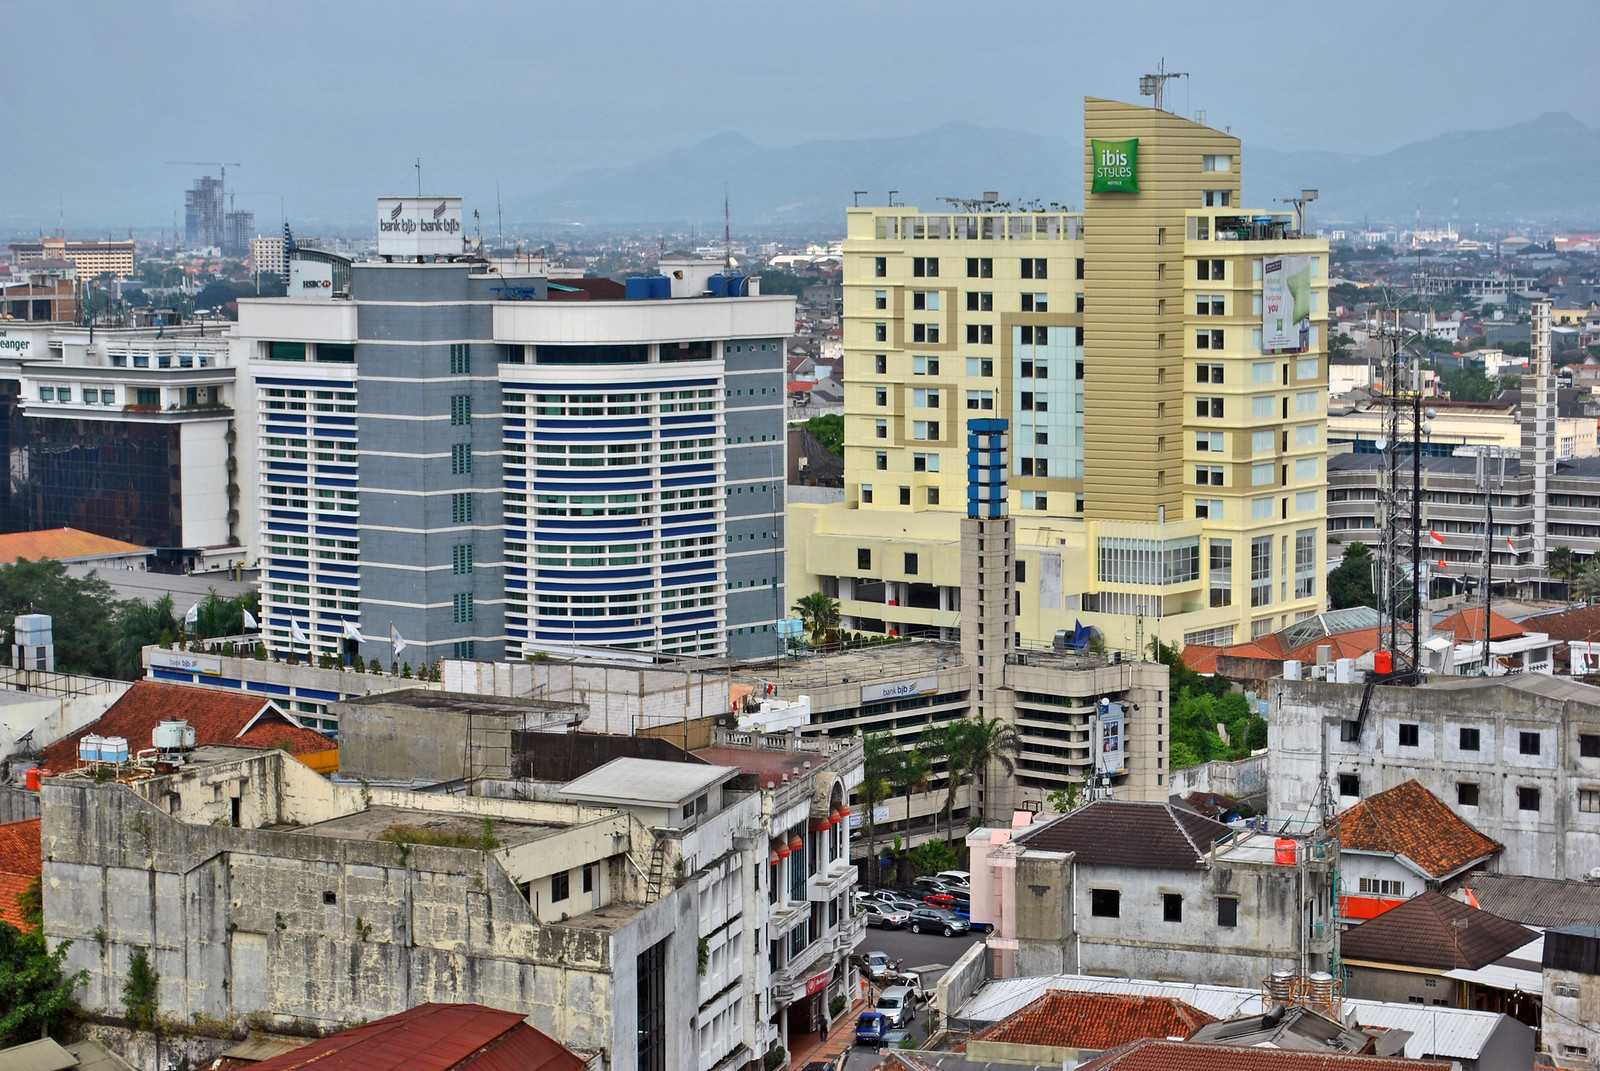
[966, 324, 994, 345]
[1020, 258, 1047, 280]
[1217, 897, 1238, 927]
[1196, 466, 1224, 487]
[912, 452, 939, 472]
[873, 257, 887, 277]
[875, 451, 887, 470]
[1579, 789, 1600, 813]
[912, 323, 939, 343]
[82, 389, 97, 403]
[913, 388, 940, 408]
[1196, 397, 1224, 418]
[1341, 720, 1360, 742]
[912, 256, 938, 277]
[1196, 258, 1225, 281]
[969, 257, 993, 278]
[451, 442, 473, 475]
[1021, 293, 1048, 312]
[1458, 782, 1479, 807]
[450, 394, 472, 425]
[874, 290, 887, 310]
[857, 548, 871, 569]
[451, 493, 473, 524]
[966, 390, 994, 411]
[875, 323, 887, 342]
[967, 357, 994, 378]
[1399, 723, 1419, 747]
[860, 485, 873, 503]
[551, 870, 570, 902]
[904, 553, 918, 575]
[449, 343, 471, 375]
[875, 388, 887, 407]
[37, 387, 53, 402]
[1338, 773, 1359, 797]
[1196, 294, 1225, 316]
[1519, 786, 1541, 811]
[1358, 878, 1406, 897]
[1251, 463, 1274, 487]
[267, 341, 306, 361]
[913, 355, 939, 375]
[1197, 432, 1223, 453]
[1203, 154, 1232, 172]
[1251, 396, 1274, 419]
[913, 421, 939, 440]
[1196, 363, 1224, 384]
[1209, 539, 1233, 607]
[1459, 727, 1481, 751]
[874, 354, 887, 374]
[898, 486, 911, 505]
[1203, 189, 1231, 207]
[911, 290, 939, 311]
[1520, 731, 1541, 756]
[1297, 391, 1318, 413]
[875, 419, 887, 439]
[967, 291, 994, 311]
[1582, 734, 1600, 758]
[1090, 889, 1120, 918]
[1163, 894, 1182, 922]
[927, 487, 940, 505]
[1195, 499, 1224, 520]
[452, 543, 474, 575]
[452, 592, 474, 623]
[1295, 458, 1317, 481]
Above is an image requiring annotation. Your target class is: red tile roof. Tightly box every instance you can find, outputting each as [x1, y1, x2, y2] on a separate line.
[0, 818, 41, 931]
[1341, 890, 1536, 970]
[1523, 603, 1600, 643]
[1434, 607, 1524, 643]
[1337, 780, 1500, 878]
[1076, 1038, 1442, 1071]
[245, 1003, 587, 1071]
[0, 526, 147, 562]
[37, 680, 334, 770]
[974, 991, 1217, 1051]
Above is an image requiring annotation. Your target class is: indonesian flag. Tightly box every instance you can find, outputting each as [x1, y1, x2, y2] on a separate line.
[1507, 537, 1517, 551]
[1438, 559, 1447, 569]
[1429, 530, 1444, 546]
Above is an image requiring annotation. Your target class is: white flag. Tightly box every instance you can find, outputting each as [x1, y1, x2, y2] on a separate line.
[184, 602, 199, 627]
[242, 608, 259, 630]
[291, 619, 310, 646]
[391, 623, 406, 657]
[343, 621, 365, 644]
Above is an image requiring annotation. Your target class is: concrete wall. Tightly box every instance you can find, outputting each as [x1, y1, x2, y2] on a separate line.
[39, 751, 697, 1071]
[0, 680, 130, 762]
[1167, 753, 1269, 803]
[1543, 968, 1600, 1069]
[1268, 678, 1600, 879]
[0, 784, 39, 821]
[1342, 964, 1458, 1008]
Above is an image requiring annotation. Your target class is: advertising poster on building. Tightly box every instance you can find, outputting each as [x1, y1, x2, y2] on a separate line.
[1089, 138, 1139, 193]
[1094, 700, 1126, 776]
[1262, 255, 1313, 354]
[289, 258, 334, 298]
[376, 196, 464, 258]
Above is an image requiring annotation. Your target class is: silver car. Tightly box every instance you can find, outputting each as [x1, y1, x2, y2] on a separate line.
[859, 901, 910, 929]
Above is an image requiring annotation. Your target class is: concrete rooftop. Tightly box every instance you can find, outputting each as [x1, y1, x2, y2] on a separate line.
[291, 805, 563, 849]
[558, 757, 738, 808]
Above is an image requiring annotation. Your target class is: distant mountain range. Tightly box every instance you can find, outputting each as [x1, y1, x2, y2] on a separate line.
[513, 112, 1600, 234]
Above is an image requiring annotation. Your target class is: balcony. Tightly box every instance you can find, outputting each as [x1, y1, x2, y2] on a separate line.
[807, 859, 857, 902]
[770, 936, 835, 1005]
[836, 911, 866, 953]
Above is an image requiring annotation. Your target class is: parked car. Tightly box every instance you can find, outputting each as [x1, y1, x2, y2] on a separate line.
[920, 892, 961, 912]
[855, 1011, 888, 1046]
[802, 1062, 835, 1071]
[896, 963, 950, 1002]
[913, 877, 969, 902]
[908, 907, 970, 937]
[858, 950, 898, 981]
[871, 890, 923, 913]
[949, 901, 992, 933]
[875, 985, 918, 1027]
[859, 901, 910, 929]
[935, 870, 971, 889]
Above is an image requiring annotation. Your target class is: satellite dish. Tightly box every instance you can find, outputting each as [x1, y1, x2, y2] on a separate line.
[1375, 437, 1389, 452]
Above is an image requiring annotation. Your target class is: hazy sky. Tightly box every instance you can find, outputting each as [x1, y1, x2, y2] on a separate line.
[4, 0, 1597, 233]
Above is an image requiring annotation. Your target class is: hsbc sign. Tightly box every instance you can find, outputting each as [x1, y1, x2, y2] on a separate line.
[376, 196, 464, 258]
[289, 259, 334, 299]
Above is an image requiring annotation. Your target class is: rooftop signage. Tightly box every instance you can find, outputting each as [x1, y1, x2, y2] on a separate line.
[1090, 138, 1139, 194]
[376, 197, 464, 258]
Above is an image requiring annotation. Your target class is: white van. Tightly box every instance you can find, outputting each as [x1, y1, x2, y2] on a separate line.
[875, 985, 918, 1027]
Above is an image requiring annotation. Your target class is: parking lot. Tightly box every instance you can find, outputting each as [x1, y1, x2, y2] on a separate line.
[859, 918, 986, 972]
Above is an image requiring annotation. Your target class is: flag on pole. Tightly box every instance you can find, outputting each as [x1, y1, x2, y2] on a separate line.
[291, 619, 309, 646]
[1438, 559, 1447, 569]
[242, 608, 259, 631]
[1507, 537, 1517, 551]
[343, 621, 365, 644]
[1429, 530, 1444, 546]
[391, 623, 406, 657]
[184, 602, 199, 627]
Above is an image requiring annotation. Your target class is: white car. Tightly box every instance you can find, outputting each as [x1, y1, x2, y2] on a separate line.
[935, 870, 971, 889]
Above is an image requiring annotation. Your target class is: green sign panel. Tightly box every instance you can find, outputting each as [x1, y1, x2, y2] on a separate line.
[1091, 138, 1139, 193]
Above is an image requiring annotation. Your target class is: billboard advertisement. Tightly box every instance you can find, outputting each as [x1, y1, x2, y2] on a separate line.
[376, 196, 464, 258]
[1094, 700, 1126, 776]
[1262, 255, 1313, 354]
[289, 258, 334, 298]
[861, 676, 938, 703]
[1090, 138, 1139, 194]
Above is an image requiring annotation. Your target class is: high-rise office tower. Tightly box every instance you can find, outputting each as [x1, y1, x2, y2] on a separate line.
[789, 97, 1330, 650]
[234, 216, 792, 666]
[185, 176, 225, 249]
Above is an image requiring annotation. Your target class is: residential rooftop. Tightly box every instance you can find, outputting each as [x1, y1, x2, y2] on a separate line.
[557, 756, 739, 808]
[289, 805, 562, 850]
[1341, 891, 1537, 971]
[1011, 799, 1232, 869]
[1337, 780, 1500, 879]
[971, 990, 1217, 1053]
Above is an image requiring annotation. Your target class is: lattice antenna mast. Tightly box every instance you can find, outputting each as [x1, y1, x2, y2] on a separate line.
[1374, 310, 1425, 673]
[1138, 60, 1188, 113]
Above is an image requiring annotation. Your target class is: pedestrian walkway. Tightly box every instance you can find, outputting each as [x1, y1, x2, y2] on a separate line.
[786, 994, 869, 1071]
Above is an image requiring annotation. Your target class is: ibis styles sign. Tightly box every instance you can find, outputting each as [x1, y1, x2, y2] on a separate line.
[1090, 138, 1139, 193]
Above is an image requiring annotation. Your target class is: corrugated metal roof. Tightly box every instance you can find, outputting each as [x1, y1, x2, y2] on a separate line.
[1342, 998, 1513, 1060]
[558, 757, 739, 806]
[1441, 963, 1543, 995]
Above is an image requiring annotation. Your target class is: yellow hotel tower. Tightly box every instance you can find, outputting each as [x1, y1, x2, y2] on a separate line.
[788, 98, 1330, 651]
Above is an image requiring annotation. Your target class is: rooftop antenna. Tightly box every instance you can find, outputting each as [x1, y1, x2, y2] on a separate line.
[888, 190, 898, 207]
[1138, 59, 1188, 113]
[723, 184, 732, 273]
[415, 158, 422, 197]
[1373, 307, 1427, 678]
[496, 180, 504, 253]
[853, 190, 868, 207]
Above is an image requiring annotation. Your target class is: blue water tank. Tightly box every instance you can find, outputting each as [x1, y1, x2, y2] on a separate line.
[707, 274, 729, 297]
[724, 275, 747, 296]
[625, 277, 651, 300]
[648, 275, 671, 299]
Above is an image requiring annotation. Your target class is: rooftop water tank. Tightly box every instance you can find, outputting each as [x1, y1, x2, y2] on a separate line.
[14, 613, 51, 646]
[624, 277, 652, 300]
[152, 720, 196, 753]
[647, 275, 671, 300]
[100, 736, 129, 764]
[78, 734, 106, 764]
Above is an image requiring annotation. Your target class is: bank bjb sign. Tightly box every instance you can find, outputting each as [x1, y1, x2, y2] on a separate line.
[289, 258, 334, 298]
[376, 196, 464, 258]
[1090, 138, 1139, 194]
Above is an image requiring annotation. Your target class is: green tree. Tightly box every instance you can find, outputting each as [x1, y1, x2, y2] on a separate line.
[1551, 545, 1577, 598]
[858, 733, 896, 888]
[121, 946, 159, 1031]
[0, 879, 88, 1045]
[905, 838, 958, 878]
[791, 592, 841, 645]
[112, 594, 178, 678]
[1327, 542, 1377, 610]
[959, 715, 1020, 823]
[1329, 332, 1355, 363]
[798, 414, 843, 457]
[0, 559, 123, 678]
[1575, 561, 1600, 605]
[1437, 365, 1497, 402]
[888, 746, 931, 846]
[919, 722, 968, 846]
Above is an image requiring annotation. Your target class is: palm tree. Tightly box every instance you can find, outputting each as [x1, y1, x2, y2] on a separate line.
[111, 594, 178, 679]
[920, 721, 969, 846]
[791, 591, 841, 645]
[858, 733, 896, 888]
[888, 746, 931, 865]
[961, 715, 1021, 823]
[1551, 545, 1577, 599]
[1577, 561, 1600, 606]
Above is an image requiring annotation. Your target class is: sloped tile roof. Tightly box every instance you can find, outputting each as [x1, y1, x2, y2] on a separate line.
[1337, 780, 1500, 878]
[0, 817, 42, 930]
[245, 1003, 587, 1071]
[1434, 607, 1524, 643]
[37, 680, 333, 770]
[1076, 1038, 1443, 1071]
[1341, 891, 1536, 970]
[973, 990, 1217, 1051]
[1012, 800, 1232, 869]
[0, 526, 147, 562]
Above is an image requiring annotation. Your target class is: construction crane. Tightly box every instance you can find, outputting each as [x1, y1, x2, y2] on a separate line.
[166, 161, 242, 209]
